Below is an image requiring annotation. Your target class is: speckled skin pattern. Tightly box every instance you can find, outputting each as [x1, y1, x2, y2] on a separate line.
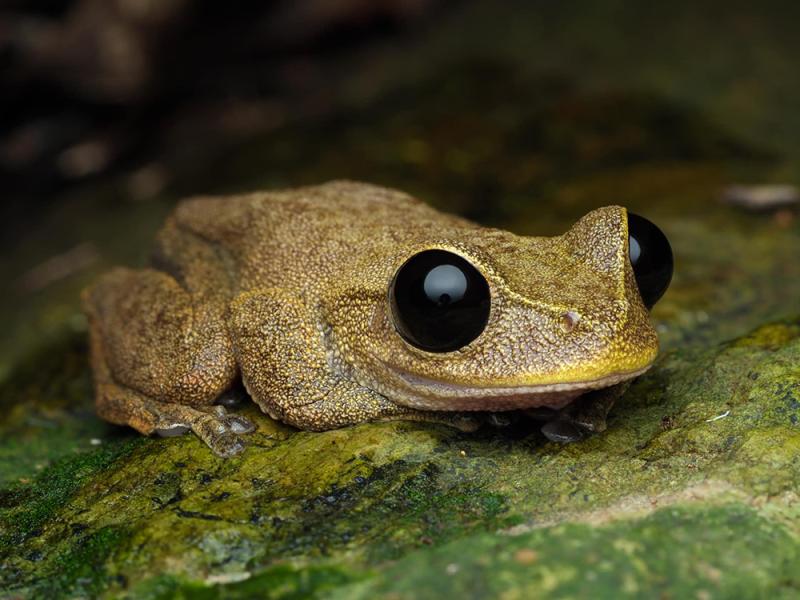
[83, 181, 659, 456]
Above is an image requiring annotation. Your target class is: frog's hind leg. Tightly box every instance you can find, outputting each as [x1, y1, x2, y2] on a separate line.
[83, 268, 254, 457]
[94, 379, 254, 457]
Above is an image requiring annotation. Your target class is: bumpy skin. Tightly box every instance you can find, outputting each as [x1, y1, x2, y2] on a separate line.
[83, 181, 659, 456]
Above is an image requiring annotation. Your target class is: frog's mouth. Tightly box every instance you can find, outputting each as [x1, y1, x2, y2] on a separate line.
[387, 365, 652, 411]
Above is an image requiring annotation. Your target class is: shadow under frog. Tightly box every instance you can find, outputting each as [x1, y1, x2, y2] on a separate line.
[82, 181, 673, 457]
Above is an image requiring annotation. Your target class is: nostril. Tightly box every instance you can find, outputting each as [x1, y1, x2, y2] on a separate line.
[559, 311, 581, 333]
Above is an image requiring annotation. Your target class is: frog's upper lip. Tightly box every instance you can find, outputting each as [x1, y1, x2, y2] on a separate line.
[386, 364, 652, 411]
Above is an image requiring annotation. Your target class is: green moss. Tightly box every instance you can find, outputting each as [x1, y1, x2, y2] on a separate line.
[733, 321, 800, 349]
[337, 503, 800, 599]
[43, 526, 129, 599]
[129, 564, 364, 600]
[0, 439, 139, 549]
[0, 412, 514, 596]
[0, 334, 127, 486]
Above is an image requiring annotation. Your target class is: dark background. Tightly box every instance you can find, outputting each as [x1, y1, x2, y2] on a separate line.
[2, 0, 800, 377]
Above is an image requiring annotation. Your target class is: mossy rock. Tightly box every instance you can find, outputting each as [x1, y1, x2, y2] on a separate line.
[1, 315, 799, 598]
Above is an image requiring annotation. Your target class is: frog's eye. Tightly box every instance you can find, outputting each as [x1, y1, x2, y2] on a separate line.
[628, 213, 673, 308]
[390, 250, 491, 352]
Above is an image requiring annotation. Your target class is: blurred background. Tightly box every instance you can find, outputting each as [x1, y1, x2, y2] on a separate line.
[2, 0, 800, 381]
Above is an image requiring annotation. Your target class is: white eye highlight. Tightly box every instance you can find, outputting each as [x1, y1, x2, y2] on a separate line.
[423, 265, 468, 307]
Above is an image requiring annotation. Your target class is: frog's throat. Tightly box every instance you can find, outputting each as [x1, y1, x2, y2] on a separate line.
[386, 365, 652, 411]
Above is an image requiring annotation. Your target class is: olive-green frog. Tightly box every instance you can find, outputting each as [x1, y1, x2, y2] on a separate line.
[83, 181, 673, 456]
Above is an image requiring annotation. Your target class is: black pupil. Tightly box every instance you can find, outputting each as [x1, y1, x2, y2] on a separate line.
[391, 250, 491, 352]
[628, 213, 674, 309]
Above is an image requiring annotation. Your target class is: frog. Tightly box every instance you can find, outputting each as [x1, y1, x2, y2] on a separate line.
[83, 180, 673, 457]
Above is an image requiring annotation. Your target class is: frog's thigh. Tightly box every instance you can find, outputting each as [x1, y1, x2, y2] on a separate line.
[83, 267, 237, 406]
[230, 289, 477, 431]
[84, 269, 250, 455]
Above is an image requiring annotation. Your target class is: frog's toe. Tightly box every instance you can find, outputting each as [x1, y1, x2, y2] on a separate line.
[188, 407, 255, 456]
[206, 433, 247, 458]
[155, 424, 190, 437]
[572, 414, 608, 433]
[193, 416, 248, 457]
[208, 405, 257, 434]
[225, 414, 256, 434]
[541, 419, 584, 443]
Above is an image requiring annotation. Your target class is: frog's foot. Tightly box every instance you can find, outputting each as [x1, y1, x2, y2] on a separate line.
[177, 405, 256, 458]
[540, 418, 585, 443]
[150, 402, 256, 458]
[533, 382, 630, 444]
[96, 380, 256, 458]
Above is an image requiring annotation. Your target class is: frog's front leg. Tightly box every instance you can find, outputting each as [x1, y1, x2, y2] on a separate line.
[229, 289, 478, 432]
[538, 382, 630, 443]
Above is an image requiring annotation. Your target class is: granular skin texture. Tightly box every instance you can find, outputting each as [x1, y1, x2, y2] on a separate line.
[82, 180, 658, 456]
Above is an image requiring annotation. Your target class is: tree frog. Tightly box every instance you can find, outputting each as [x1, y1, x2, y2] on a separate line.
[83, 181, 673, 456]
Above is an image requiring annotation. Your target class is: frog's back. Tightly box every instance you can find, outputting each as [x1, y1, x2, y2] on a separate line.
[173, 180, 463, 239]
[167, 180, 472, 291]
